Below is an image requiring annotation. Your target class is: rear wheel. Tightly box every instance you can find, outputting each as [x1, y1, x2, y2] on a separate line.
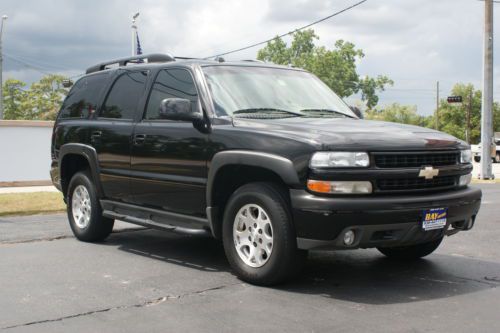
[377, 237, 443, 260]
[67, 171, 114, 242]
[222, 182, 306, 285]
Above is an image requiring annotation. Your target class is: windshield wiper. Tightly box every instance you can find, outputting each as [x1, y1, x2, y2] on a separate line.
[233, 108, 304, 117]
[300, 109, 353, 118]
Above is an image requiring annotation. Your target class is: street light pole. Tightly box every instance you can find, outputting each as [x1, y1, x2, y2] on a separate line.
[480, 0, 494, 179]
[131, 12, 139, 56]
[0, 15, 8, 120]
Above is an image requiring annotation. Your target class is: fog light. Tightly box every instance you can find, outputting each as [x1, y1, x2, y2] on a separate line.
[343, 230, 356, 246]
[459, 174, 472, 186]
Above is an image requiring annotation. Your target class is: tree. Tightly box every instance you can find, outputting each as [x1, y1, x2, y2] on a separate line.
[257, 29, 393, 109]
[435, 83, 490, 144]
[26, 74, 69, 120]
[365, 103, 431, 127]
[2, 79, 27, 120]
[2, 74, 70, 120]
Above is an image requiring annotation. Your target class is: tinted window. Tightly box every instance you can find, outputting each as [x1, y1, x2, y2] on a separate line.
[101, 71, 148, 119]
[145, 69, 198, 120]
[59, 73, 108, 119]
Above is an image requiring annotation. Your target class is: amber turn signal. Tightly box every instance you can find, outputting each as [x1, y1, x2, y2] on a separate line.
[307, 180, 332, 193]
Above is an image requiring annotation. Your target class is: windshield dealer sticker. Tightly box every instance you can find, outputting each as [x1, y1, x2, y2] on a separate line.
[422, 208, 447, 231]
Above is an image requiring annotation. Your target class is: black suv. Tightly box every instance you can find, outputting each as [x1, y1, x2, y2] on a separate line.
[51, 53, 482, 285]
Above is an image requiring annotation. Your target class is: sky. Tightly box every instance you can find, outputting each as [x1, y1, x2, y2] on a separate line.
[1, 0, 499, 115]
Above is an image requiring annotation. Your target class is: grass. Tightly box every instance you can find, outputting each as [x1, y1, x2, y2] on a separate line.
[0, 192, 66, 217]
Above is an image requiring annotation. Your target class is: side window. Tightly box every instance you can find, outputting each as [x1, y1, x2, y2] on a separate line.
[101, 71, 148, 119]
[59, 73, 108, 119]
[145, 69, 198, 120]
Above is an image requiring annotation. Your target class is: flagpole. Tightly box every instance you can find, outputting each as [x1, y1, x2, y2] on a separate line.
[131, 12, 139, 56]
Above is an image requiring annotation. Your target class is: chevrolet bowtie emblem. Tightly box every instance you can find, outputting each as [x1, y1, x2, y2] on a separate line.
[419, 166, 439, 180]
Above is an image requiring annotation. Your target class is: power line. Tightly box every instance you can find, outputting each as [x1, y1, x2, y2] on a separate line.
[204, 0, 369, 59]
[3, 53, 84, 80]
[3, 54, 52, 75]
[4, 52, 73, 71]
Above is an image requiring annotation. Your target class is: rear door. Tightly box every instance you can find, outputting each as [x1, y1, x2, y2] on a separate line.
[130, 67, 208, 216]
[90, 69, 149, 202]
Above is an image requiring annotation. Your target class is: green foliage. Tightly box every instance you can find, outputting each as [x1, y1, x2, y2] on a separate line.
[365, 103, 430, 127]
[2, 79, 27, 120]
[366, 83, 500, 144]
[2, 74, 69, 120]
[435, 83, 500, 144]
[257, 29, 393, 109]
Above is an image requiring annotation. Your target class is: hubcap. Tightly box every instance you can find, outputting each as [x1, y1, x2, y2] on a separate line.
[72, 185, 92, 229]
[233, 204, 273, 268]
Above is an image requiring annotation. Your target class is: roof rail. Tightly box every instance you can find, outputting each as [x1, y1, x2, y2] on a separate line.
[86, 53, 175, 74]
[241, 59, 265, 63]
[174, 56, 200, 60]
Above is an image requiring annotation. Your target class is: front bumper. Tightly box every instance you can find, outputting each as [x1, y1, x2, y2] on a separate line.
[290, 186, 482, 250]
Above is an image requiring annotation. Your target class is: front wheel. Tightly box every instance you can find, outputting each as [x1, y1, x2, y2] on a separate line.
[67, 171, 114, 242]
[222, 182, 306, 285]
[377, 237, 443, 260]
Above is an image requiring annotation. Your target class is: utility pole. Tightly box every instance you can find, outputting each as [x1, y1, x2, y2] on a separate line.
[0, 15, 8, 120]
[480, 0, 494, 179]
[131, 12, 139, 56]
[466, 89, 473, 144]
[435, 81, 440, 130]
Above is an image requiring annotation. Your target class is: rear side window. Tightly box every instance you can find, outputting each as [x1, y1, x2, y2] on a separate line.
[59, 73, 108, 119]
[101, 71, 148, 119]
[145, 69, 198, 120]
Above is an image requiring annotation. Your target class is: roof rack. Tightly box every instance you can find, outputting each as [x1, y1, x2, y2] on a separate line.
[241, 59, 265, 63]
[86, 53, 175, 74]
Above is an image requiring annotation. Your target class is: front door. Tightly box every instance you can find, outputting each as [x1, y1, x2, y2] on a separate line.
[130, 68, 208, 216]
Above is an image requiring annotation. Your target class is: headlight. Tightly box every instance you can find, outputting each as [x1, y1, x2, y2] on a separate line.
[310, 152, 370, 168]
[461, 149, 472, 163]
[307, 180, 373, 194]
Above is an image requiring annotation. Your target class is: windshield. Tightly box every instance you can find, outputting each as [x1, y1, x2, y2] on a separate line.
[203, 65, 356, 118]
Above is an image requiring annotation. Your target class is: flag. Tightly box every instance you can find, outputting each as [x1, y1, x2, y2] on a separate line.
[136, 31, 144, 62]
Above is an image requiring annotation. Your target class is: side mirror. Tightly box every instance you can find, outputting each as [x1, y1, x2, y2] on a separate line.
[159, 98, 203, 122]
[349, 106, 363, 119]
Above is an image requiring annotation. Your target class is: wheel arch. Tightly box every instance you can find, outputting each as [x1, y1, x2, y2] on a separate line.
[206, 150, 301, 239]
[59, 143, 103, 198]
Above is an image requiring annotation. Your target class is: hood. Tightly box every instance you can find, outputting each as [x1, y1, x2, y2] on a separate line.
[232, 117, 467, 151]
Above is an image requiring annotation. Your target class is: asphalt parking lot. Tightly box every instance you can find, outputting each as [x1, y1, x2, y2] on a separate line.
[1, 184, 499, 332]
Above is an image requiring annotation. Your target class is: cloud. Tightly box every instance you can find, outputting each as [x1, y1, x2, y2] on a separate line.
[1, 0, 499, 115]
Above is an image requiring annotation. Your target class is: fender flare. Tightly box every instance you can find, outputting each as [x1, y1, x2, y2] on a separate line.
[59, 143, 103, 197]
[206, 150, 301, 206]
[206, 150, 301, 238]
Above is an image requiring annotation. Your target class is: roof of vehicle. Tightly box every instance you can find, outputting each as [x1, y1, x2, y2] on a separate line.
[84, 53, 304, 76]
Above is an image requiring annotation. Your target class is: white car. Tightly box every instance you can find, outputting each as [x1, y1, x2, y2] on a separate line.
[472, 138, 500, 163]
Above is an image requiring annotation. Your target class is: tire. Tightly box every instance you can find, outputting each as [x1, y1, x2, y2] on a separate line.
[222, 182, 306, 285]
[377, 237, 443, 260]
[474, 156, 481, 163]
[67, 171, 114, 242]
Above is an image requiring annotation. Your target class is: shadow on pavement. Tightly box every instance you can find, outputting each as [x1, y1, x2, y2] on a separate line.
[104, 228, 500, 305]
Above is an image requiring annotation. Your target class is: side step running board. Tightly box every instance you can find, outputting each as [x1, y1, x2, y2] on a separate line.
[103, 210, 210, 236]
[100, 199, 212, 237]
